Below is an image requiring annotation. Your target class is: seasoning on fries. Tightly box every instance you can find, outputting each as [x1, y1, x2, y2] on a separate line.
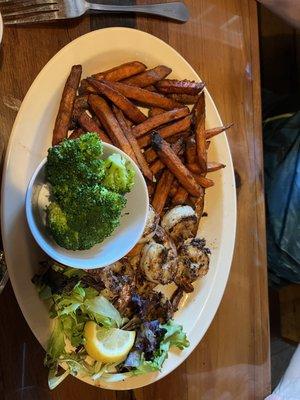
[156, 79, 205, 95]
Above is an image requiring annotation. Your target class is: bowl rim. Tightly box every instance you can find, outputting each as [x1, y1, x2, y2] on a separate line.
[25, 141, 149, 269]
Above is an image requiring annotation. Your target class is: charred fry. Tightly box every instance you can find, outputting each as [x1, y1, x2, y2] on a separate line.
[152, 133, 201, 197]
[122, 65, 172, 87]
[52, 65, 82, 145]
[132, 107, 189, 138]
[156, 79, 205, 95]
[93, 61, 146, 82]
[102, 81, 182, 110]
[87, 78, 146, 124]
[150, 139, 183, 175]
[78, 111, 112, 144]
[88, 95, 133, 156]
[152, 170, 174, 214]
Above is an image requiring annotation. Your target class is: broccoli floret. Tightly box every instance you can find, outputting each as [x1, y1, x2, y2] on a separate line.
[46, 133, 105, 205]
[47, 202, 79, 250]
[102, 153, 135, 194]
[46, 186, 126, 250]
[45, 133, 132, 251]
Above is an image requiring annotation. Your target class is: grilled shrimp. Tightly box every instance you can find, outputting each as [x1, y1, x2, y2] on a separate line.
[139, 226, 177, 285]
[161, 205, 197, 245]
[140, 205, 160, 243]
[175, 238, 210, 292]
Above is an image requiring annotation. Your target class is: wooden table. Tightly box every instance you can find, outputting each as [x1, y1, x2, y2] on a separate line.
[0, 1, 271, 399]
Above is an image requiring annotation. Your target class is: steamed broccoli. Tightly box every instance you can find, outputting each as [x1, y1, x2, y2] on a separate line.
[46, 186, 126, 250]
[45, 133, 130, 251]
[102, 153, 135, 194]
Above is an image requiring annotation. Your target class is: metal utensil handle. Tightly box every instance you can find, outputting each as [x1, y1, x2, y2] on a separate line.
[87, 2, 189, 22]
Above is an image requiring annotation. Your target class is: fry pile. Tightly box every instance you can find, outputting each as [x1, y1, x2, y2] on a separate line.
[52, 61, 232, 217]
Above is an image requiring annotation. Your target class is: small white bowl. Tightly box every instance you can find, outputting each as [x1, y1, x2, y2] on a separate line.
[25, 143, 149, 269]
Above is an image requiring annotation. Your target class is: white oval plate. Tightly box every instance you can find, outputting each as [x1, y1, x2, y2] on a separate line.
[1, 28, 236, 390]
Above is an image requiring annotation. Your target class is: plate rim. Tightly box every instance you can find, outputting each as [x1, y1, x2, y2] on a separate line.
[1, 27, 237, 390]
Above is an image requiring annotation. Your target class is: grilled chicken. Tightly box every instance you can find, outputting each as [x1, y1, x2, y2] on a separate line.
[139, 226, 177, 285]
[161, 205, 197, 245]
[175, 238, 210, 292]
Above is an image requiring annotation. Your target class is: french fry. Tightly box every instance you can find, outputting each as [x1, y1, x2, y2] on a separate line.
[122, 65, 172, 87]
[147, 181, 156, 197]
[74, 94, 89, 111]
[52, 65, 82, 146]
[186, 136, 197, 164]
[152, 133, 201, 197]
[169, 180, 179, 198]
[193, 92, 207, 172]
[138, 115, 192, 148]
[152, 169, 174, 214]
[167, 93, 199, 104]
[166, 130, 190, 144]
[144, 148, 158, 163]
[205, 123, 233, 139]
[92, 61, 146, 82]
[132, 107, 189, 138]
[150, 139, 183, 175]
[148, 107, 165, 117]
[144, 85, 157, 92]
[156, 79, 205, 95]
[207, 161, 226, 172]
[193, 174, 214, 188]
[103, 81, 182, 110]
[69, 127, 84, 140]
[112, 106, 154, 181]
[187, 162, 201, 174]
[88, 95, 134, 156]
[78, 79, 96, 95]
[172, 186, 189, 205]
[78, 111, 112, 144]
[87, 78, 146, 124]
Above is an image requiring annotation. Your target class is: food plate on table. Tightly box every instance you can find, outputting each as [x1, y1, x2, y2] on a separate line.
[1, 27, 236, 390]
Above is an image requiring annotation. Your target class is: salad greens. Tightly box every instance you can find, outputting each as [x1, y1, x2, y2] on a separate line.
[33, 263, 189, 389]
[45, 133, 135, 250]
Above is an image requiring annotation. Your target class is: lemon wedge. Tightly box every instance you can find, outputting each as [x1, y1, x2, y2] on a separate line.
[84, 321, 136, 363]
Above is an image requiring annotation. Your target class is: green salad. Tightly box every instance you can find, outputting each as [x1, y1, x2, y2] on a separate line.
[46, 133, 135, 250]
[33, 262, 189, 389]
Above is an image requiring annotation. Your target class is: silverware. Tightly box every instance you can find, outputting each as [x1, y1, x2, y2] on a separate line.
[1, 0, 189, 25]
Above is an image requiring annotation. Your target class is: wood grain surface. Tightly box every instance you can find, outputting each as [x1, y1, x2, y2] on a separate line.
[0, 1, 271, 399]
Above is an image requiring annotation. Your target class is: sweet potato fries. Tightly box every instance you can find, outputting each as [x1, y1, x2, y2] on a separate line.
[52, 61, 232, 216]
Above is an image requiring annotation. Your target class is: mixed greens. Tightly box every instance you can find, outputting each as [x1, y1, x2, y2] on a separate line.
[33, 262, 189, 389]
[46, 133, 135, 250]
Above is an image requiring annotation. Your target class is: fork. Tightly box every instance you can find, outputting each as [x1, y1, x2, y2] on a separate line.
[1, 0, 189, 25]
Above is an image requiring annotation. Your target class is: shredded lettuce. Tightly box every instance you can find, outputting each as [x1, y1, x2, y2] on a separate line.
[33, 264, 189, 389]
